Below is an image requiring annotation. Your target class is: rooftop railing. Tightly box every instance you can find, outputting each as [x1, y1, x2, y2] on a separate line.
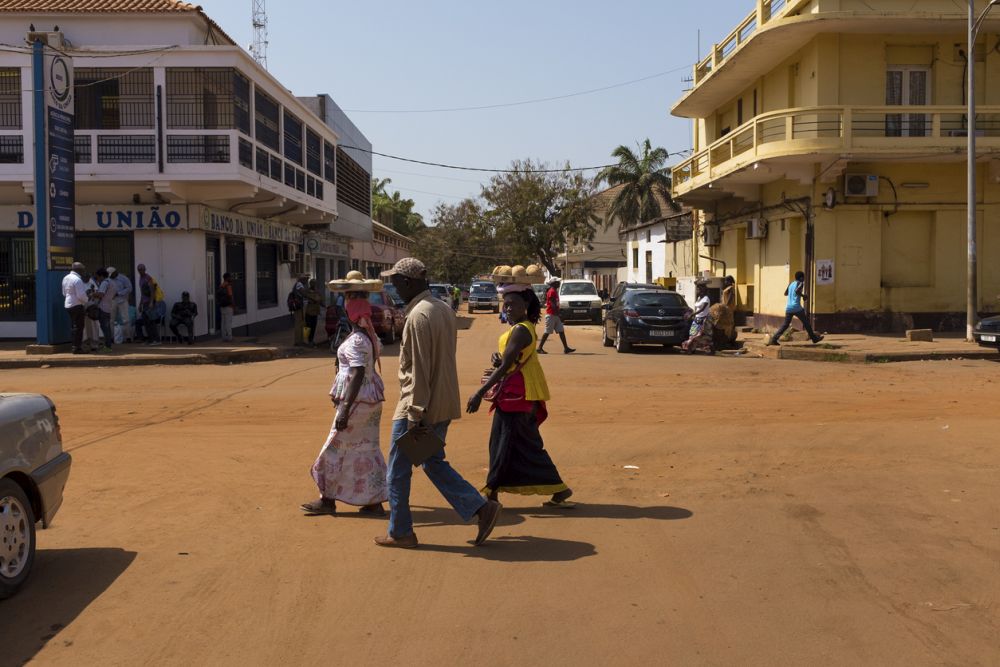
[693, 0, 799, 86]
[672, 105, 1000, 192]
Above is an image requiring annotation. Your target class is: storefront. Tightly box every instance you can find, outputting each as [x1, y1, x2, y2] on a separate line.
[304, 232, 350, 305]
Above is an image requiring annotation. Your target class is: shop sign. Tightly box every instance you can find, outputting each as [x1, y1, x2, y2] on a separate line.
[200, 208, 303, 245]
[304, 234, 347, 257]
[816, 259, 834, 285]
[0, 205, 188, 232]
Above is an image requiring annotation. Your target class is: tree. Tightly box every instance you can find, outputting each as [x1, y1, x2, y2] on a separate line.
[415, 199, 516, 284]
[371, 177, 426, 237]
[595, 139, 678, 229]
[480, 160, 601, 277]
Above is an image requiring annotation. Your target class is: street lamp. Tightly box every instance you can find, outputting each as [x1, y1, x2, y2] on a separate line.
[967, 0, 1000, 341]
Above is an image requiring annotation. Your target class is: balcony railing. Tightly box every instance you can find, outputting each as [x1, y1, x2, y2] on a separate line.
[693, 0, 802, 86]
[672, 105, 1000, 191]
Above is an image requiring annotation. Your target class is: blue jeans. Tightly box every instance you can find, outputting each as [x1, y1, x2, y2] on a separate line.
[770, 308, 819, 343]
[387, 418, 487, 538]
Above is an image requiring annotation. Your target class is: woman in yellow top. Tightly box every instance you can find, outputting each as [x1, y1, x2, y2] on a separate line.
[467, 282, 573, 506]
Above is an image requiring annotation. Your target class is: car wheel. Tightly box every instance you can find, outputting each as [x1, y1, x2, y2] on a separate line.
[0, 478, 36, 599]
[615, 326, 632, 353]
[602, 322, 613, 347]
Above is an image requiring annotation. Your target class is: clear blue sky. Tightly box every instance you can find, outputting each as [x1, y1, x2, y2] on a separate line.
[201, 0, 752, 220]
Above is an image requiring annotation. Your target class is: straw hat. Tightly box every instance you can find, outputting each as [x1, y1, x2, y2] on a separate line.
[489, 264, 544, 285]
[326, 270, 383, 292]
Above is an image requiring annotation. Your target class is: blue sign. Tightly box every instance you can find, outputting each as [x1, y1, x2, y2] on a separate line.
[47, 105, 75, 265]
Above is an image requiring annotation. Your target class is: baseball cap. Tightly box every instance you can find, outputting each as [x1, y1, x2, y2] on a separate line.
[106, 266, 117, 274]
[380, 257, 426, 279]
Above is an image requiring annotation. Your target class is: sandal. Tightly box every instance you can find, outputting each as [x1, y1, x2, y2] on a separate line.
[544, 489, 575, 507]
[358, 503, 386, 516]
[300, 498, 337, 515]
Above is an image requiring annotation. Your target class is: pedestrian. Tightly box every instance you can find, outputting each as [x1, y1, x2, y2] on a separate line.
[108, 266, 132, 333]
[710, 275, 737, 350]
[169, 292, 198, 344]
[376, 257, 502, 549]
[681, 282, 715, 355]
[451, 284, 461, 312]
[82, 271, 102, 352]
[290, 273, 308, 346]
[93, 268, 116, 353]
[216, 273, 235, 342]
[301, 271, 388, 517]
[766, 271, 825, 346]
[61, 261, 89, 354]
[303, 278, 323, 347]
[136, 264, 163, 345]
[536, 275, 575, 354]
[467, 268, 573, 507]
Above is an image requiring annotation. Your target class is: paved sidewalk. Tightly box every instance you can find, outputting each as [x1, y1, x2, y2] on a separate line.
[739, 331, 999, 363]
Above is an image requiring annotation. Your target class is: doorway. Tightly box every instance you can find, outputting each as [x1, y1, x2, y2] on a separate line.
[886, 67, 930, 137]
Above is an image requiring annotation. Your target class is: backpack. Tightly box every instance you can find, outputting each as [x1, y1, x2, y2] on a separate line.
[287, 288, 304, 312]
[216, 285, 233, 308]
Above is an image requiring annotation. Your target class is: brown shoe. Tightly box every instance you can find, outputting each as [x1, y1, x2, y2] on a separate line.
[374, 533, 418, 549]
[474, 500, 502, 546]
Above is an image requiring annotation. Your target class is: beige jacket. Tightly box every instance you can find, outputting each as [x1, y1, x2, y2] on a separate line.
[393, 291, 462, 424]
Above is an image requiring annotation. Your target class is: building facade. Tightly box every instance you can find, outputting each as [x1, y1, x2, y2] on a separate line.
[620, 209, 695, 286]
[670, 0, 1000, 331]
[557, 186, 628, 295]
[0, 1, 372, 339]
[350, 221, 414, 279]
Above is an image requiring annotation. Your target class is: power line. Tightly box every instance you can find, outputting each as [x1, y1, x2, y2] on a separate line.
[343, 65, 693, 113]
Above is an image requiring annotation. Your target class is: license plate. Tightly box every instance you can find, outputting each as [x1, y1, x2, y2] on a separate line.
[651, 329, 674, 337]
[982, 334, 997, 342]
[573, 309, 587, 314]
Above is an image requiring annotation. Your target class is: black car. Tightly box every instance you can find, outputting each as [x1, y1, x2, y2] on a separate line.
[973, 315, 1000, 349]
[603, 289, 690, 352]
[608, 281, 662, 304]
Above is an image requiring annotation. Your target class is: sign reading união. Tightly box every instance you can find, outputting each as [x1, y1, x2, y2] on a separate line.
[0, 205, 188, 231]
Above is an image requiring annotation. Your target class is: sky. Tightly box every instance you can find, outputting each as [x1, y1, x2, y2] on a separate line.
[200, 0, 753, 221]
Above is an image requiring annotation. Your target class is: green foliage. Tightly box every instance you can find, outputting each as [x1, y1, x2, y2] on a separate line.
[595, 139, 678, 229]
[371, 177, 426, 237]
[414, 199, 521, 284]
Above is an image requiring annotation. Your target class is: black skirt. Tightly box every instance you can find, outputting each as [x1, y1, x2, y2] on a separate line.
[484, 407, 567, 496]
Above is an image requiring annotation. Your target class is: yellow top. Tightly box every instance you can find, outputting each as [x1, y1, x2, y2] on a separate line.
[499, 321, 550, 402]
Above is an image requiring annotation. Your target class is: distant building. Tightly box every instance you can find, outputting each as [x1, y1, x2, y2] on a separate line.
[0, 0, 372, 338]
[351, 221, 414, 279]
[557, 186, 627, 295]
[670, 0, 1000, 331]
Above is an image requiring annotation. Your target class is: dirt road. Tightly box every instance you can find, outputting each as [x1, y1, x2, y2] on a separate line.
[3, 313, 999, 666]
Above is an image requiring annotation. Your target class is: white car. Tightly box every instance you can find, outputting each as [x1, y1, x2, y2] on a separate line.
[558, 280, 603, 323]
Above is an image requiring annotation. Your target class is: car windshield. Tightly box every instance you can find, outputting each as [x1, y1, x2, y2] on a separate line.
[470, 284, 496, 295]
[368, 292, 385, 305]
[561, 282, 598, 296]
[627, 292, 685, 308]
[430, 286, 448, 296]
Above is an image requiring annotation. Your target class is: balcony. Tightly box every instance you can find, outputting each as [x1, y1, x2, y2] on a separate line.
[672, 105, 1000, 198]
[692, 0, 797, 87]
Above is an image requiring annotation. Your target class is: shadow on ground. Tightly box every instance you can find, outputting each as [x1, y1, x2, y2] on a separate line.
[415, 535, 597, 562]
[0, 547, 137, 666]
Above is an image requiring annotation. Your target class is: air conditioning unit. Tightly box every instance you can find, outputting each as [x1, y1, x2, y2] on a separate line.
[703, 224, 720, 247]
[745, 218, 768, 240]
[280, 243, 298, 263]
[844, 173, 878, 197]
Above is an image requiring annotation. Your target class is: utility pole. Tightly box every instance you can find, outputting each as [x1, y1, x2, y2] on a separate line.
[967, 0, 999, 341]
[251, 0, 268, 69]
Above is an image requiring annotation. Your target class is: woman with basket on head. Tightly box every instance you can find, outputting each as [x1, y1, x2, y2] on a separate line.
[301, 271, 388, 517]
[466, 265, 573, 507]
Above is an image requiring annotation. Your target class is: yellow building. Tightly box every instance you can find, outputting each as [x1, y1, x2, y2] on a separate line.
[671, 0, 1000, 332]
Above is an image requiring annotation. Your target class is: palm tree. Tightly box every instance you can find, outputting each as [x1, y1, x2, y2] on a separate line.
[595, 139, 678, 229]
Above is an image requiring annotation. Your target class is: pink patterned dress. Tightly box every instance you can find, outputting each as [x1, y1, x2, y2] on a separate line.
[310, 331, 388, 505]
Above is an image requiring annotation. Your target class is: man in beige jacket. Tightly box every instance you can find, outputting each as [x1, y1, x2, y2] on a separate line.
[375, 258, 501, 549]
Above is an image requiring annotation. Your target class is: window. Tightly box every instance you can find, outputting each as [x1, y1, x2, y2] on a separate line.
[225, 239, 247, 313]
[0, 68, 21, 129]
[75, 68, 154, 129]
[256, 243, 278, 308]
[646, 229, 651, 242]
[306, 129, 322, 175]
[0, 235, 35, 321]
[254, 89, 280, 151]
[737, 98, 743, 126]
[283, 111, 303, 164]
[323, 141, 336, 184]
[886, 67, 930, 137]
[0, 136, 22, 164]
[165, 68, 250, 133]
[632, 247, 639, 269]
[336, 147, 371, 214]
[167, 135, 229, 163]
[645, 251, 653, 283]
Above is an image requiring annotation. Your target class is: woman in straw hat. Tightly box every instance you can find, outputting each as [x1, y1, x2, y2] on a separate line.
[466, 265, 573, 506]
[301, 272, 388, 516]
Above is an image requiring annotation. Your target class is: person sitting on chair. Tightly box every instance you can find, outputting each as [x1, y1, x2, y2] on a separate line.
[169, 291, 199, 344]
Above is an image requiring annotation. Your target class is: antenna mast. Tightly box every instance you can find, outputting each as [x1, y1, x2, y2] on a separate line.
[251, 0, 268, 69]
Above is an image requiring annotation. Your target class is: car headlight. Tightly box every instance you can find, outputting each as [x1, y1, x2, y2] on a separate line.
[590, 299, 602, 308]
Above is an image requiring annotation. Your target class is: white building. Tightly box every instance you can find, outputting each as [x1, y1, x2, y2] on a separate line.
[620, 208, 695, 285]
[0, 0, 372, 339]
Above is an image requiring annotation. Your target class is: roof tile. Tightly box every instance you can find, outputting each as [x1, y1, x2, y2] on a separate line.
[0, 0, 198, 12]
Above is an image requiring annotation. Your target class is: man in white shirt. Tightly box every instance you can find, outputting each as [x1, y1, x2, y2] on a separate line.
[108, 266, 132, 328]
[61, 262, 89, 354]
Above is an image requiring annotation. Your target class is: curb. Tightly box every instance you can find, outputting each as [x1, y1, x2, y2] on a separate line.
[743, 343, 998, 364]
[0, 347, 286, 369]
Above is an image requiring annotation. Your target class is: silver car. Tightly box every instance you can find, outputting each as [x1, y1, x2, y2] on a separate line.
[1, 393, 72, 599]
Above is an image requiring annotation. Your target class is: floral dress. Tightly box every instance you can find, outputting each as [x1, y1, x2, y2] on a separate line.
[310, 331, 388, 505]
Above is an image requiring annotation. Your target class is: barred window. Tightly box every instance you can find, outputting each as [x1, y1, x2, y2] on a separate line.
[166, 135, 229, 163]
[306, 129, 321, 175]
[75, 68, 153, 129]
[336, 146, 371, 215]
[323, 141, 335, 184]
[255, 147, 268, 176]
[0, 136, 22, 164]
[238, 137, 252, 168]
[254, 89, 279, 151]
[165, 68, 250, 134]
[283, 110, 302, 164]
[0, 69, 21, 129]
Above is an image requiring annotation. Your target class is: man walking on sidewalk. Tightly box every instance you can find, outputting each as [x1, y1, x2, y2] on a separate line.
[376, 257, 502, 549]
[61, 262, 89, 354]
[536, 276, 575, 354]
[766, 270, 825, 346]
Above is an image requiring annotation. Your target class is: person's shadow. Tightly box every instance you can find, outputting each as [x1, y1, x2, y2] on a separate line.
[0, 547, 136, 665]
[416, 535, 596, 562]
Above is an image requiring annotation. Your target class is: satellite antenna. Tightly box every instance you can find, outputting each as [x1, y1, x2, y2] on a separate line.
[251, 0, 268, 69]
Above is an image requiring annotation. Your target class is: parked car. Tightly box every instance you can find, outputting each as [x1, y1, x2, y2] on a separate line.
[608, 281, 662, 305]
[429, 283, 455, 308]
[603, 289, 690, 352]
[1, 393, 72, 599]
[532, 283, 548, 304]
[467, 282, 499, 313]
[558, 279, 603, 323]
[973, 315, 1000, 349]
[383, 283, 405, 308]
[325, 288, 404, 345]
